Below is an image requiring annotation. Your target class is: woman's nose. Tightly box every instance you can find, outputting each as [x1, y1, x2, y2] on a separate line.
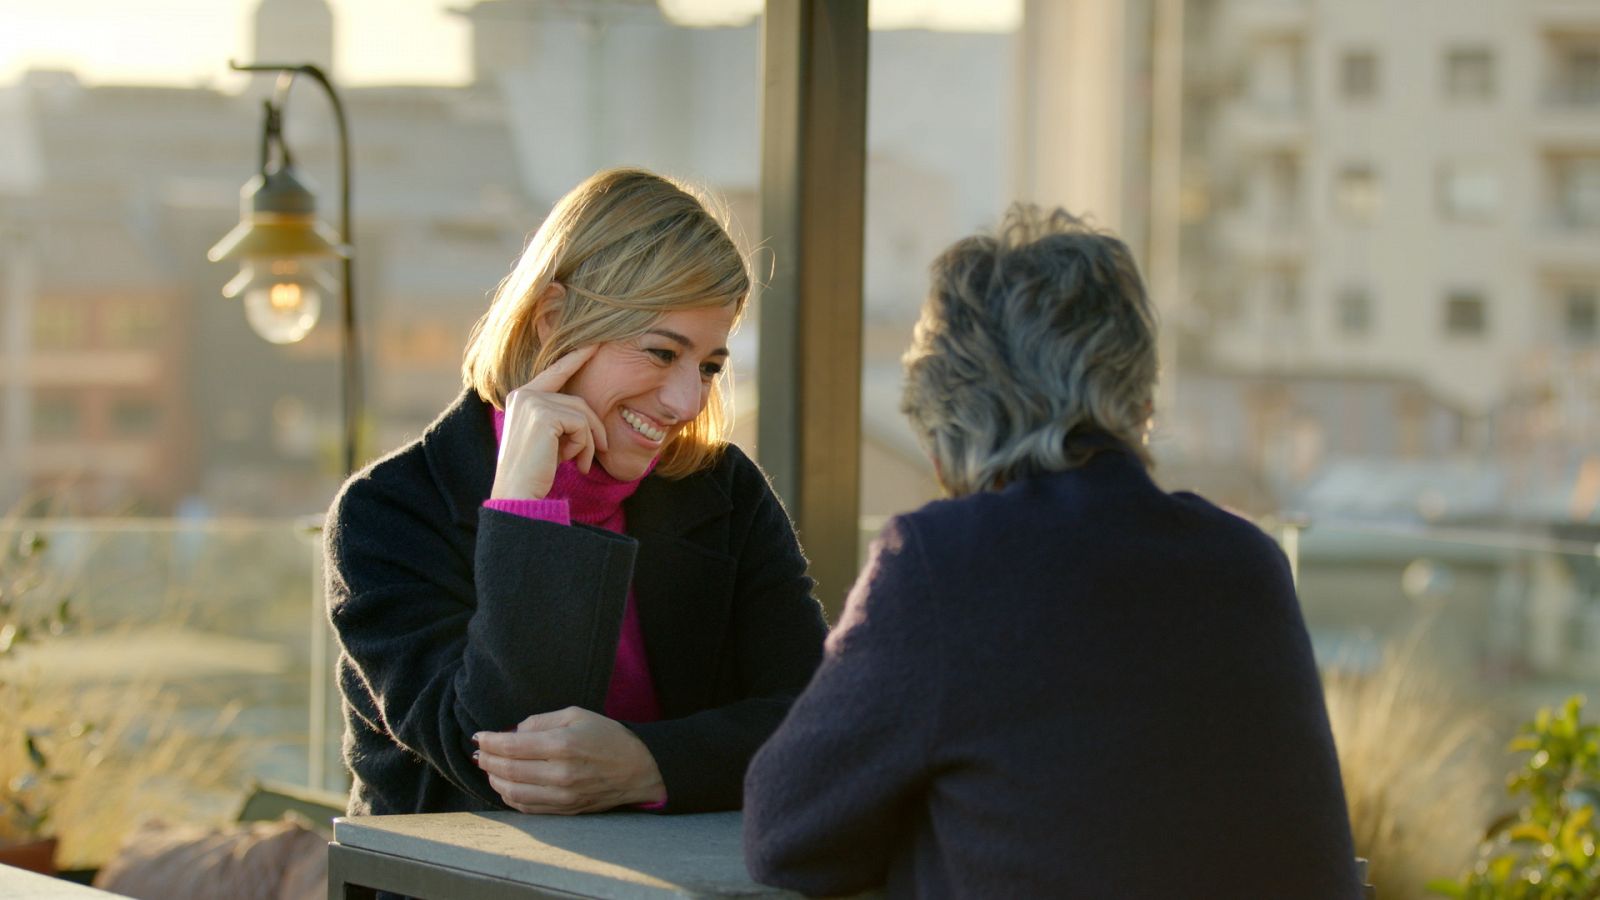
[659, 364, 703, 422]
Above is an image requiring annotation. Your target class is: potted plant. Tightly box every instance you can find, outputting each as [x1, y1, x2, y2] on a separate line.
[0, 527, 80, 875]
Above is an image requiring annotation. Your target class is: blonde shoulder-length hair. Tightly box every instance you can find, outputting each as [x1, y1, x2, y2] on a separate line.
[462, 168, 750, 479]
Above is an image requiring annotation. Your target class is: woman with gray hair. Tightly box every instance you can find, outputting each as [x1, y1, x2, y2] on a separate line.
[743, 207, 1360, 898]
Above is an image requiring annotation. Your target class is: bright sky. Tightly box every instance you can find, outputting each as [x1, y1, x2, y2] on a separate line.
[0, 0, 1019, 88]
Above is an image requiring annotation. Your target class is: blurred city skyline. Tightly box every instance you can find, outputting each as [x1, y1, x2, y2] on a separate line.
[0, 0, 1020, 88]
[4, 0, 1598, 531]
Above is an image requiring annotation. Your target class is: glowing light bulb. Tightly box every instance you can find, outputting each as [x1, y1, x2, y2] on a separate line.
[244, 279, 321, 344]
[269, 282, 303, 311]
[223, 262, 328, 344]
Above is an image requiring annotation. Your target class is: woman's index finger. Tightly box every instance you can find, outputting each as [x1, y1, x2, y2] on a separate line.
[475, 728, 564, 760]
[525, 343, 599, 393]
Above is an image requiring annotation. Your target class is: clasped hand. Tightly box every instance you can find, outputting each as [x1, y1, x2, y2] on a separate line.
[474, 706, 666, 814]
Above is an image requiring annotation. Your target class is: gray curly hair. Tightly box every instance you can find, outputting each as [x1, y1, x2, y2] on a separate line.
[901, 205, 1158, 496]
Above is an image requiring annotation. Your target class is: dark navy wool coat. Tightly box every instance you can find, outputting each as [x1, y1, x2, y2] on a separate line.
[326, 390, 827, 816]
[745, 445, 1361, 899]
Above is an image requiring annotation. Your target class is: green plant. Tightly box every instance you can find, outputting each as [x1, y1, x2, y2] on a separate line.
[1428, 695, 1600, 899]
[0, 530, 76, 659]
[0, 710, 93, 842]
[0, 526, 81, 843]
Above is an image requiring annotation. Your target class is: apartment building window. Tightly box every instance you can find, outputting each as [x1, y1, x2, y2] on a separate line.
[1443, 291, 1488, 337]
[32, 302, 88, 349]
[1337, 287, 1373, 335]
[110, 398, 160, 436]
[1261, 153, 1301, 226]
[1549, 41, 1600, 105]
[1438, 161, 1501, 222]
[1444, 47, 1494, 101]
[1566, 285, 1599, 342]
[103, 299, 166, 348]
[33, 394, 80, 439]
[1552, 155, 1600, 228]
[1340, 49, 1379, 102]
[1269, 269, 1301, 315]
[1335, 164, 1382, 223]
[1263, 268, 1303, 338]
[1250, 39, 1304, 114]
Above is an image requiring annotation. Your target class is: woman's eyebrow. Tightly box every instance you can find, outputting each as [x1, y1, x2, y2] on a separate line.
[645, 328, 729, 357]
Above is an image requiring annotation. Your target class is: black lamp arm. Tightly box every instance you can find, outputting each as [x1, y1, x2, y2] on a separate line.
[230, 62, 351, 241]
[256, 100, 291, 174]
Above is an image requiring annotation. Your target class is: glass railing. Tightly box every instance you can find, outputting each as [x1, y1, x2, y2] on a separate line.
[1271, 517, 1600, 888]
[1272, 517, 1598, 721]
[8, 510, 1595, 870]
[0, 514, 342, 863]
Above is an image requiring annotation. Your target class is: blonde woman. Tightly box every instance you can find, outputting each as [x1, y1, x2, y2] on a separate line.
[327, 168, 826, 817]
[743, 207, 1360, 897]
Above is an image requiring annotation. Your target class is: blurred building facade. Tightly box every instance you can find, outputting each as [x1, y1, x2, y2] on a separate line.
[0, 0, 535, 515]
[0, 0, 1011, 518]
[1, 0, 1595, 540]
[1169, 0, 1600, 528]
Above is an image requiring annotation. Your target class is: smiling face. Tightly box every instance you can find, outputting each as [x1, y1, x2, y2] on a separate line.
[559, 304, 738, 482]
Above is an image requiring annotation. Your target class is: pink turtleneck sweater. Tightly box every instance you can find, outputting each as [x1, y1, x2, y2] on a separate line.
[482, 409, 662, 725]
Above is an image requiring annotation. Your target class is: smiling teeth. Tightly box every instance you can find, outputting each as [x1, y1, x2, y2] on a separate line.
[621, 409, 666, 441]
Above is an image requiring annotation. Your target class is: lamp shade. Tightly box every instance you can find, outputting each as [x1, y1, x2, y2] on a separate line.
[207, 165, 347, 263]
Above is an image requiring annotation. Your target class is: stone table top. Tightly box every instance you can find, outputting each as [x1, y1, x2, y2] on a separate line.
[0, 864, 121, 899]
[333, 810, 803, 899]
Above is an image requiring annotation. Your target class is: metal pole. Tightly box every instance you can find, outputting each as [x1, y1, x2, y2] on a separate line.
[1149, 0, 1186, 431]
[307, 520, 329, 791]
[231, 61, 360, 791]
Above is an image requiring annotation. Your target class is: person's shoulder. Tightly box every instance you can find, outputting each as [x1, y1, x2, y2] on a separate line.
[332, 391, 490, 524]
[694, 441, 773, 501]
[1167, 489, 1291, 568]
[707, 440, 758, 477]
[329, 436, 434, 526]
[1169, 489, 1270, 535]
[857, 493, 985, 579]
[890, 483, 1004, 539]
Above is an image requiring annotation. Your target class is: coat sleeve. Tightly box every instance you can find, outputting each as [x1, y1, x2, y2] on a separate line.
[742, 514, 940, 895]
[625, 454, 829, 812]
[326, 468, 637, 809]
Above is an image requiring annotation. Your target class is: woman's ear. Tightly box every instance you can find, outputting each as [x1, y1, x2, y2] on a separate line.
[533, 282, 567, 344]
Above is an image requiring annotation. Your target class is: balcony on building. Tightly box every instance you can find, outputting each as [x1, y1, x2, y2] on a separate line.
[1218, 152, 1306, 262]
[1219, 33, 1310, 151]
[1219, 210, 1307, 262]
[1531, 226, 1600, 271]
[1541, 32, 1600, 111]
[1531, 0, 1600, 32]
[1219, 85, 1310, 153]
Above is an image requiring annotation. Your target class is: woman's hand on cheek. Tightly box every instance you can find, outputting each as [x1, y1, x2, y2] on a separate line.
[491, 345, 607, 500]
[473, 706, 666, 815]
